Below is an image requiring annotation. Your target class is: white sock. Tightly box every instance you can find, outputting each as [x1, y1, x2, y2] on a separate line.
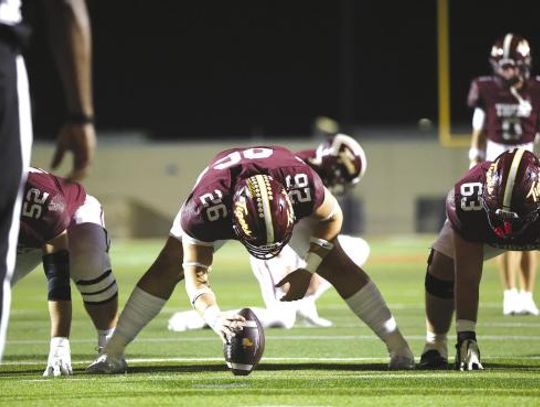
[345, 281, 409, 354]
[97, 328, 115, 349]
[106, 287, 166, 356]
[456, 319, 476, 333]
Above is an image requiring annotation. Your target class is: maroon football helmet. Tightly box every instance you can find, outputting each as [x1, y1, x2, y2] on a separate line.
[232, 174, 295, 259]
[309, 133, 367, 195]
[490, 33, 532, 84]
[482, 149, 540, 239]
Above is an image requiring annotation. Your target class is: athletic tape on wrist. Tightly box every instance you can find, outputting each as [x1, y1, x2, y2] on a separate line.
[202, 305, 220, 329]
[304, 251, 323, 273]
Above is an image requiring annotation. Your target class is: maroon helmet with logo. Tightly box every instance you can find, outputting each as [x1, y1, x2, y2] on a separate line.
[309, 133, 367, 195]
[482, 149, 540, 239]
[489, 33, 532, 83]
[232, 174, 295, 259]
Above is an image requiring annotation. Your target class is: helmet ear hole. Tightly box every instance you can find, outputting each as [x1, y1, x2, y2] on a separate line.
[232, 175, 295, 259]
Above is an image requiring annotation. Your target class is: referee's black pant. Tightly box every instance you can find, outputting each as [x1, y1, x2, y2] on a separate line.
[0, 23, 32, 361]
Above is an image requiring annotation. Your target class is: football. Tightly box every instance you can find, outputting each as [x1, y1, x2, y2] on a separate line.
[223, 308, 265, 376]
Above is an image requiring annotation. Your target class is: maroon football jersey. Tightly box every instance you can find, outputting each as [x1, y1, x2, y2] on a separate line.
[295, 149, 316, 163]
[447, 162, 540, 250]
[467, 76, 540, 145]
[180, 146, 326, 243]
[18, 168, 87, 249]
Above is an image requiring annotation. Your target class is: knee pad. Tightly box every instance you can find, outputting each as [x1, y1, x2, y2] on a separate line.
[75, 269, 118, 304]
[425, 272, 454, 299]
[43, 250, 71, 301]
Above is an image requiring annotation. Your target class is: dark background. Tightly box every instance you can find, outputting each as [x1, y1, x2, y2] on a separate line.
[24, 0, 540, 140]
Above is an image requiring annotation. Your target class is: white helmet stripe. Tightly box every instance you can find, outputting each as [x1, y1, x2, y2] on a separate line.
[503, 33, 513, 60]
[503, 148, 526, 210]
[254, 175, 274, 244]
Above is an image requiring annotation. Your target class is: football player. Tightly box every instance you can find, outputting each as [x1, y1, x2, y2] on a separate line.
[420, 149, 540, 370]
[468, 33, 540, 316]
[14, 168, 118, 376]
[167, 134, 370, 331]
[87, 145, 414, 373]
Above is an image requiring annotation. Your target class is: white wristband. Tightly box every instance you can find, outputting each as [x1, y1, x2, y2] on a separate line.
[468, 147, 485, 162]
[188, 287, 214, 306]
[304, 251, 324, 273]
[309, 237, 334, 251]
[202, 305, 220, 329]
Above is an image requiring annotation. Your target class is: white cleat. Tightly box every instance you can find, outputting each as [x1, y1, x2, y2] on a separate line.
[518, 292, 540, 316]
[388, 347, 415, 370]
[167, 310, 207, 332]
[86, 353, 127, 374]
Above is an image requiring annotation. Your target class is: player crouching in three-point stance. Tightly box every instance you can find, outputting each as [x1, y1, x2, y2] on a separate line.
[420, 149, 540, 371]
[87, 145, 413, 374]
[167, 134, 370, 331]
[15, 168, 118, 376]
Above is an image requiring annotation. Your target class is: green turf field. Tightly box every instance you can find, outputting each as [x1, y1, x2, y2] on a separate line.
[2, 236, 540, 406]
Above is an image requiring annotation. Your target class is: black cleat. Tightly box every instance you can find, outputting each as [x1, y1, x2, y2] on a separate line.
[418, 349, 448, 370]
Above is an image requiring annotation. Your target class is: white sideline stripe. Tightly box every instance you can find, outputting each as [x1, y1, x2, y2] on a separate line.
[3, 355, 540, 367]
[7, 334, 540, 346]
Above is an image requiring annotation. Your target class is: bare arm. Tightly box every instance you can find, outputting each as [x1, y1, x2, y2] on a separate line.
[453, 231, 484, 322]
[182, 242, 244, 342]
[41, 0, 96, 181]
[42, 230, 71, 339]
[469, 107, 487, 167]
[182, 243, 216, 314]
[278, 188, 343, 301]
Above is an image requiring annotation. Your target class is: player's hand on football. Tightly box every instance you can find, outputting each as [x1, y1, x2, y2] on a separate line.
[51, 122, 96, 182]
[276, 268, 313, 301]
[43, 337, 73, 377]
[213, 313, 246, 344]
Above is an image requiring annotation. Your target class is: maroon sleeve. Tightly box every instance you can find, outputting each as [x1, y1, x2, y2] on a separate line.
[18, 171, 86, 248]
[179, 180, 235, 243]
[446, 164, 490, 242]
[295, 149, 316, 162]
[467, 78, 482, 109]
[278, 164, 326, 220]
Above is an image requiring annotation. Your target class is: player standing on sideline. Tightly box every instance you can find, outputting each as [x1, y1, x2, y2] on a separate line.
[420, 149, 540, 371]
[87, 145, 414, 374]
[468, 33, 540, 316]
[15, 167, 118, 376]
[0, 0, 95, 362]
[167, 134, 370, 331]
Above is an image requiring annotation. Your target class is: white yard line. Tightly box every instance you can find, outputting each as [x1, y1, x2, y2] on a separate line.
[7, 334, 540, 346]
[4, 355, 540, 367]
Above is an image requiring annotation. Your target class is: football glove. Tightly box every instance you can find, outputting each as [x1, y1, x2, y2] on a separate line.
[43, 337, 73, 377]
[456, 339, 484, 371]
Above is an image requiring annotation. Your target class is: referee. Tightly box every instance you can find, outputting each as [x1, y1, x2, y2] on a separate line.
[0, 0, 95, 362]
